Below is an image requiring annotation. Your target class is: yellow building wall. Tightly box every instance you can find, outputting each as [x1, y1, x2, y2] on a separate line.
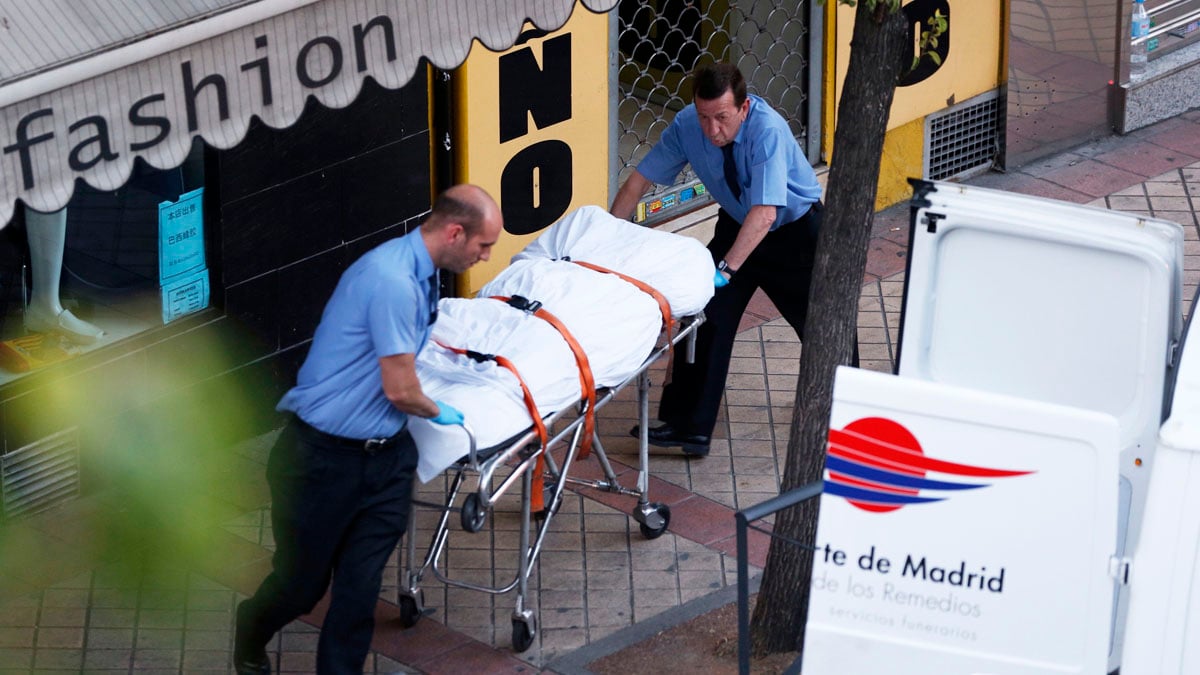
[877, 117, 926, 208]
[826, 1, 1005, 209]
[454, 5, 610, 295]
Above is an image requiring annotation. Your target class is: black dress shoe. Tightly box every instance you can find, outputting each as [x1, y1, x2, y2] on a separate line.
[234, 602, 270, 674]
[629, 423, 711, 456]
[234, 650, 271, 675]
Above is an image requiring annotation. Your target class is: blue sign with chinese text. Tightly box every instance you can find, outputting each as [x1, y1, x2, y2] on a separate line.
[158, 187, 209, 323]
[158, 187, 206, 284]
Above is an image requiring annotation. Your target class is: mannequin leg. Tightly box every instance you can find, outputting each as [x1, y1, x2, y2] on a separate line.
[24, 206, 105, 345]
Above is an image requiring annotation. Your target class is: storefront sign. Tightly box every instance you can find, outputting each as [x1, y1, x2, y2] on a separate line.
[802, 367, 1119, 675]
[455, 6, 610, 295]
[0, 0, 619, 226]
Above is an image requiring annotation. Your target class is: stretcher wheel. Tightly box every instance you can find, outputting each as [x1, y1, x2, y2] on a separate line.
[512, 616, 537, 652]
[397, 589, 423, 628]
[461, 493, 487, 532]
[638, 502, 671, 539]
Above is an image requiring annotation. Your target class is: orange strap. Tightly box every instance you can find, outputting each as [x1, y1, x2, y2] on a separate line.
[570, 260, 679, 377]
[570, 260, 675, 345]
[433, 342, 549, 448]
[491, 295, 597, 463]
[434, 340, 551, 512]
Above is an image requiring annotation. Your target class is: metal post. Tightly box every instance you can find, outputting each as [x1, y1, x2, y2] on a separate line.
[736, 509, 752, 675]
[735, 482, 825, 675]
[637, 371, 651, 495]
[807, 0, 825, 163]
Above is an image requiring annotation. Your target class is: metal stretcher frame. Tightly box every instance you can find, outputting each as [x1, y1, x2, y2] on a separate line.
[397, 312, 705, 652]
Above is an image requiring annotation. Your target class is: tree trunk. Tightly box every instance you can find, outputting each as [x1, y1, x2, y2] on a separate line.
[750, 1, 910, 656]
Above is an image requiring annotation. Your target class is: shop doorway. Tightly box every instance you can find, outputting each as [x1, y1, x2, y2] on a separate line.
[613, 0, 822, 224]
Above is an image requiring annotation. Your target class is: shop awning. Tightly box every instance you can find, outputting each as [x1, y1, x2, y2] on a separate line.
[0, 0, 618, 226]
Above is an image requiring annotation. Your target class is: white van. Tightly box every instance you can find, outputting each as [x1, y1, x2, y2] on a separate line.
[801, 180, 1198, 675]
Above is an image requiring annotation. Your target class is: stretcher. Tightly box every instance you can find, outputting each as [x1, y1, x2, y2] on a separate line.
[397, 206, 715, 652]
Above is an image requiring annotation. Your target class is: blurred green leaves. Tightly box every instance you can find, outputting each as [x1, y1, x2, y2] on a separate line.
[0, 327, 274, 596]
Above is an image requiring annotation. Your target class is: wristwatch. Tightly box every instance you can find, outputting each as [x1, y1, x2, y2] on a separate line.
[717, 259, 738, 277]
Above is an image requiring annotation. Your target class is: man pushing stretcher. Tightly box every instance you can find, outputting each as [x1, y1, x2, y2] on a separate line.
[610, 62, 842, 457]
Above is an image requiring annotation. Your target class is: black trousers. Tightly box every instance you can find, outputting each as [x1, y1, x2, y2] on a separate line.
[236, 417, 418, 674]
[659, 202, 829, 437]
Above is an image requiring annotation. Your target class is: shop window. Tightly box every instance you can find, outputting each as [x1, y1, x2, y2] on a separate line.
[0, 141, 211, 384]
[1145, 0, 1200, 61]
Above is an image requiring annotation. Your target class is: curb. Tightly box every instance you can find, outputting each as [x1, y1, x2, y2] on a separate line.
[544, 574, 762, 674]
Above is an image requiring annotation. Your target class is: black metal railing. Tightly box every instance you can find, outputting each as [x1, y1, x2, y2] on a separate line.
[734, 480, 824, 675]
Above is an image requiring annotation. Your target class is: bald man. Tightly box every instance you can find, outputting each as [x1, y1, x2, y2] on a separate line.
[235, 185, 502, 674]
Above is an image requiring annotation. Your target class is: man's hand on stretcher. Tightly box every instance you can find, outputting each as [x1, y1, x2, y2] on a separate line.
[431, 400, 465, 426]
[381, 353, 463, 425]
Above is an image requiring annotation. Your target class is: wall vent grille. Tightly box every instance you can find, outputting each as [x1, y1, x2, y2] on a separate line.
[1, 428, 80, 519]
[925, 90, 1001, 181]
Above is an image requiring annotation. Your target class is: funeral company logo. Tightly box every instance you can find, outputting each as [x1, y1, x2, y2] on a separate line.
[825, 417, 1032, 513]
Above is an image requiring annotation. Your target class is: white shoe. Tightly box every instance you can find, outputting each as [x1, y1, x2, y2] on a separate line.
[24, 306, 105, 345]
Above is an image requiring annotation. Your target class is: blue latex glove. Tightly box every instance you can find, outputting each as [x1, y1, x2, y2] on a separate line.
[713, 267, 730, 288]
[431, 400, 464, 425]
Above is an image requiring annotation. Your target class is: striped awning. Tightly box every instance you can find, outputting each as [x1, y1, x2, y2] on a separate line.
[0, 0, 618, 226]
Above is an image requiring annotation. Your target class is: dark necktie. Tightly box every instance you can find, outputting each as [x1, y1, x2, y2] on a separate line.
[428, 271, 439, 325]
[721, 142, 742, 200]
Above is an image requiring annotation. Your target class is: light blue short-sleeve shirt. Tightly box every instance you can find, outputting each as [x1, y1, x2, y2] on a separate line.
[277, 229, 437, 439]
[636, 94, 821, 229]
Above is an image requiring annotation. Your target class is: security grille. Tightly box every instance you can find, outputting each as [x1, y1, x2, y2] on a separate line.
[615, 0, 820, 223]
[924, 90, 1001, 181]
[1, 428, 81, 519]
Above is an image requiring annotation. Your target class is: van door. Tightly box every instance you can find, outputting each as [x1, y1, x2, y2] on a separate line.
[896, 178, 1184, 669]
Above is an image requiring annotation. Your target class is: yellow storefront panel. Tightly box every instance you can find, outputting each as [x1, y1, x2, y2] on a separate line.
[455, 4, 610, 295]
[833, 1, 1003, 132]
[825, 1, 1003, 208]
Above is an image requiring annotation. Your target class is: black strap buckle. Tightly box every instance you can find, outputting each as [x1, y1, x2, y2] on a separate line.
[364, 438, 388, 454]
[464, 349, 496, 363]
[506, 295, 543, 314]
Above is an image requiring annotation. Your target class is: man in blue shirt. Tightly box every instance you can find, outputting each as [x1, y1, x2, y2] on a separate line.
[611, 63, 827, 457]
[235, 185, 502, 674]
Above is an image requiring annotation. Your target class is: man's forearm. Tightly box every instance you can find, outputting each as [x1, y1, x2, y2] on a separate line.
[389, 389, 440, 419]
[610, 171, 652, 221]
[721, 204, 776, 270]
[380, 353, 440, 418]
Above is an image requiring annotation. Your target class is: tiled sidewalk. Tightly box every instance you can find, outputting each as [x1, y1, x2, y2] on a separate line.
[1, 109, 1199, 673]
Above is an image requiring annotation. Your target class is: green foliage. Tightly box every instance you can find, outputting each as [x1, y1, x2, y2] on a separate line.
[912, 9, 948, 70]
[830, 0, 947, 71]
[0, 332, 263, 594]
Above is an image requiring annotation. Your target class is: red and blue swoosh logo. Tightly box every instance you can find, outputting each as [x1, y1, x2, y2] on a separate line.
[825, 417, 1033, 513]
